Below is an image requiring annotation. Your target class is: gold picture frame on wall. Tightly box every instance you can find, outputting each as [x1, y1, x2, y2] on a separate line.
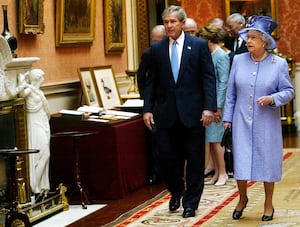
[18, 0, 45, 34]
[55, 0, 96, 47]
[104, 0, 125, 54]
[78, 67, 101, 107]
[165, 0, 182, 6]
[224, 0, 279, 38]
[91, 66, 122, 110]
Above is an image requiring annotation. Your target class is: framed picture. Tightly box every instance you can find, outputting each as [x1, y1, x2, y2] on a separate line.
[18, 0, 45, 34]
[78, 67, 100, 107]
[55, 0, 96, 46]
[104, 0, 125, 54]
[224, 0, 279, 38]
[165, 0, 182, 6]
[91, 66, 122, 110]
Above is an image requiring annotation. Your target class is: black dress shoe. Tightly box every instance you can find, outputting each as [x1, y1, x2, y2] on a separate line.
[183, 208, 195, 218]
[262, 208, 274, 221]
[232, 198, 248, 220]
[146, 173, 160, 185]
[169, 194, 181, 211]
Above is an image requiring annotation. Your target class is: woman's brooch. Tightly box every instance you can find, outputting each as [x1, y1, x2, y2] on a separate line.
[271, 56, 276, 64]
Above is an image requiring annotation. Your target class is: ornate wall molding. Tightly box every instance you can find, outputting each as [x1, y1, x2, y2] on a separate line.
[136, 0, 150, 64]
[125, 1, 139, 71]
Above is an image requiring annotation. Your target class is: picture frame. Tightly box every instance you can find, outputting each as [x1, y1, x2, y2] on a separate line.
[18, 0, 45, 34]
[224, 0, 279, 38]
[91, 66, 122, 110]
[55, 0, 96, 47]
[78, 67, 101, 107]
[104, 0, 125, 54]
[165, 0, 182, 6]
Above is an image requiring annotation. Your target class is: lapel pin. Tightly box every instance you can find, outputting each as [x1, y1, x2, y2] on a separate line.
[187, 46, 191, 50]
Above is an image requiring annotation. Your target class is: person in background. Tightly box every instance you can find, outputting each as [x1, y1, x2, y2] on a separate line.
[137, 25, 166, 99]
[204, 17, 229, 178]
[211, 17, 224, 29]
[143, 5, 216, 218]
[223, 16, 294, 221]
[224, 13, 248, 63]
[137, 25, 166, 185]
[198, 23, 230, 186]
[182, 17, 197, 36]
[211, 18, 230, 54]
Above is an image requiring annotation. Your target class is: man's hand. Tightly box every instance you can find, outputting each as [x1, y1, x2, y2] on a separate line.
[201, 110, 214, 127]
[143, 112, 155, 131]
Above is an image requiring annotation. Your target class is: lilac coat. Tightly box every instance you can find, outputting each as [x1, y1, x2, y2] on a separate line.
[223, 53, 294, 182]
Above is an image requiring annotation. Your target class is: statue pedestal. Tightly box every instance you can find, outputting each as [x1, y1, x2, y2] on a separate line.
[1, 57, 40, 101]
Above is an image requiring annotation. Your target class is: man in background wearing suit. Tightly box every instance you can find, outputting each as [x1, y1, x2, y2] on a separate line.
[137, 25, 166, 99]
[137, 25, 166, 185]
[143, 5, 217, 218]
[182, 18, 197, 36]
[225, 13, 248, 63]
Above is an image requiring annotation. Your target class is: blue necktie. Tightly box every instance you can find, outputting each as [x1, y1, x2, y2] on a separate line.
[171, 41, 179, 82]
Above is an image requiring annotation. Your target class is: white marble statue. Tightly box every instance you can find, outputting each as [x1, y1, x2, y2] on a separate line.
[18, 69, 51, 196]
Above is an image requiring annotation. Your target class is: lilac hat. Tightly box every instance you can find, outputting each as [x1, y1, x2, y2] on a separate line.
[238, 16, 278, 50]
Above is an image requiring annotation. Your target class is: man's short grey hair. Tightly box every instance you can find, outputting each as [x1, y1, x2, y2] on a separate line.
[211, 18, 224, 28]
[152, 25, 166, 36]
[162, 5, 186, 22]
[228, 13, 246, 26]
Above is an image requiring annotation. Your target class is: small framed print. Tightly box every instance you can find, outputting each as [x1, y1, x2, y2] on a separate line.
[18, 0, 45, 34]
[91, 65, 122, 110]
[104, 0, 125, 54]
[78, 67, 100, 107]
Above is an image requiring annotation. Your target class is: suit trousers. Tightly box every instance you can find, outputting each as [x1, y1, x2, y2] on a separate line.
[156, 117, 205, 209]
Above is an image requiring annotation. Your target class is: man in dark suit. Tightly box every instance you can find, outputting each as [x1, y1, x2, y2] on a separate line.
[224, 13, 248, 64]
[143, 5, 217, 218]
[137, 25, 166, 185]
[137, 25, 166, 99]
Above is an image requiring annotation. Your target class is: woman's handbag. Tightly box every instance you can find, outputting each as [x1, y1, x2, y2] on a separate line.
[221, 127, 234, 174]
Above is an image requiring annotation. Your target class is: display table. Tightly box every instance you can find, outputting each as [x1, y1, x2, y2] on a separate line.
[49, 114, 147, 200]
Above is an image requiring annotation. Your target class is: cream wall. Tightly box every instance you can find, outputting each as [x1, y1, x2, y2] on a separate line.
[1, 1, 300, 122]
[0, 1, 138, 113]
[10, 1, 129, 84]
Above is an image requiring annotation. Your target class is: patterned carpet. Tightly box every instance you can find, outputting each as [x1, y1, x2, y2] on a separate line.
[108, 149, 300, 227]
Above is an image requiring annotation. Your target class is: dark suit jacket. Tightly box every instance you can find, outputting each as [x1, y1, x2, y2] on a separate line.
[225, 37, 248, 64]
[137, 48, 151, 99]
[143, 34, 217, 128]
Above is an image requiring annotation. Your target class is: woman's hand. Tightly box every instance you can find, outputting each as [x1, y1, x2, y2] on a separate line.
[214, 108, 222, 123]
[224, 122, 231, 129]
[256, 95, 274, 106]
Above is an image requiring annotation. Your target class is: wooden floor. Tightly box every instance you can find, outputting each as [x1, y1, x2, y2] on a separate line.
[67, 129, 300, 227]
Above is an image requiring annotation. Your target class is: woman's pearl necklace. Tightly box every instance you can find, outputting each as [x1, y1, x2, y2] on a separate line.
[251, 51, 268, 62]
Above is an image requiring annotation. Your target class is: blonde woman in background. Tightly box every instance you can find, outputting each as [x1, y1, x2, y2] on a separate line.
[198, 23, 230, 185]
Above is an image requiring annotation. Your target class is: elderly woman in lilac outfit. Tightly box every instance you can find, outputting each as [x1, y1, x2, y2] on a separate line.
[223, 16, 294, 221]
